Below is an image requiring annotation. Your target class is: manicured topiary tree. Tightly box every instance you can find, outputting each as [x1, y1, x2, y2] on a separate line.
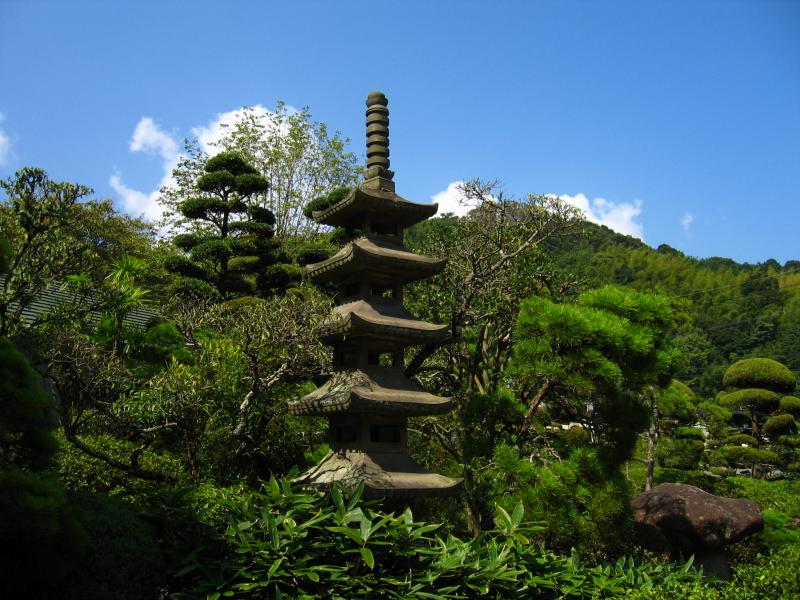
[166, 151, 299, 297]
[715, 358, 798, 476]
[652, 380, 704, 479]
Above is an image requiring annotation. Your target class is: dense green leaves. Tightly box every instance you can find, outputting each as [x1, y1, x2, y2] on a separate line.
[176, 476, 702, 599]
[723, 358, 797, 395]
[303, 186, 353, 219]
[165, 151, 304, 298]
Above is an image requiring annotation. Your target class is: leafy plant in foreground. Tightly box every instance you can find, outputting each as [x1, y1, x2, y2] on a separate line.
[174, 476, 702, 599]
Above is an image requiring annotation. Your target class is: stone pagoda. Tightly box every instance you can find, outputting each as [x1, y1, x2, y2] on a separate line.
[288, 91, 463, 498]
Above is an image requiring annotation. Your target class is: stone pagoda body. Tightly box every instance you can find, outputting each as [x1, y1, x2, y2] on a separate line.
[288, 91, 463, 498]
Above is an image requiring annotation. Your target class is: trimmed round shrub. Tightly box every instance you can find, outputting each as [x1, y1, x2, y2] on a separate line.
[162, 255, 210, 281]
[249, 206, 276, 225]
[261, 263, 303, 289]
[780, 396, 800, 416]
[172, 232, 204, 251]
[723, 433, 759, 446]
[197, 170, 236, 192]
[190, 238, 232, 261]
[228, 221, 274, 235]
[723, 358, 797, 394]
[777, 435, 800, 448]
[179, 196, 229, 219]
[718, 445, 779, 467]
[675, 426, 705, 440]
[205, 150, 259, 175]
[763, 414, 797, 437]
[718, 388, 781, 412]
[657, 438, 704, 470]
[303, 187, 352, 219]
[297, 243, 335, 266]
[228, 255, 262, 272]
[657, 380, 696, 422]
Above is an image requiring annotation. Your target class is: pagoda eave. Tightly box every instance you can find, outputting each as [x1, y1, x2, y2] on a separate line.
[321, 314, 448, 345]
[306, 237, 446, 284]
[288, 369, 455, 416]
[321, 300, 449, 344]
[312, 186, 438, 228]
[295, 451, 464, 498]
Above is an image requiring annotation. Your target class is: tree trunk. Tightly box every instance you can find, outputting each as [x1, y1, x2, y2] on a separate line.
[645, 420, 657, 491]
[462, 469, 481, 537]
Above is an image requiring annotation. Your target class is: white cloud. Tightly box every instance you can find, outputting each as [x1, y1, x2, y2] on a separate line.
[191, 104, 295, 154]
[0, 112, 12, 166]
[681, 212, 694, 233]
[130, 116, 178, 160]
[557, 193, 644, 240]
[431, 181, 474, 217]
[109, 117, 180, 222]
[111, 106, 300, 224]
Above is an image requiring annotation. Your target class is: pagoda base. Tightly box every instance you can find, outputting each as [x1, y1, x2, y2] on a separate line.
[295, 450, 463, 498]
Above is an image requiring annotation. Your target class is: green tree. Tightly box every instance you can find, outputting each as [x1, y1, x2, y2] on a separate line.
[715, 357, 798, 476]
[115, 286, 332, 483]
[159, 103, 360, 239]
[403, 180, 581, 534]
[0, 167, 153, 337]
[510, 285, 680, 465]
[646, 380, 701, 489]
[166, 151, 298, 297]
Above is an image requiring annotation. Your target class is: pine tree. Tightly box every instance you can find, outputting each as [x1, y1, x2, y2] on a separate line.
[166, 151, 300, 297]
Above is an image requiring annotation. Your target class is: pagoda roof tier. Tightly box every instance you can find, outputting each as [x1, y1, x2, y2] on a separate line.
[312, 184, 438, 228]
[295, 450, 463, 498]
[288, 367, 454, 416]
[322, 299, 448, 344]
[306, 236, 446, 284]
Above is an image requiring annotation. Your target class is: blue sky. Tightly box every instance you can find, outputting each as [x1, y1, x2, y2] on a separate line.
[1, 0, 798, 264]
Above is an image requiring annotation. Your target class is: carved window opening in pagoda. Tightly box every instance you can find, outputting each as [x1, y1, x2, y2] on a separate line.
[371, 221, 398, 237]
[370, 424, 402, 444]
[371, 283, 397, 299]
[368, 350, 396, 367]
[343, 281, 361, 298]
[338, 350, 360, 369]
[333, 425, 359, 444]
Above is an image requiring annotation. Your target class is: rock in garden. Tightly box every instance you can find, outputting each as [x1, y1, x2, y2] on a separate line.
[631, 483, 763, 578]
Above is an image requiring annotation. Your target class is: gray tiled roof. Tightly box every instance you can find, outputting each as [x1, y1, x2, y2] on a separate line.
[0, 274, 159, 330]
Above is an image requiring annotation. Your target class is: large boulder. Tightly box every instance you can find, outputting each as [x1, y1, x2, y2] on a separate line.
[631, 483, 763, 578]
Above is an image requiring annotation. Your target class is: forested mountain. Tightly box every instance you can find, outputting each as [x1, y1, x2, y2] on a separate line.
[542, 221, 800, 396]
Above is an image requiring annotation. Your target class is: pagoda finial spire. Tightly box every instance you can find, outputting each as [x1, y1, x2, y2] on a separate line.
[365, 91, 393, 182]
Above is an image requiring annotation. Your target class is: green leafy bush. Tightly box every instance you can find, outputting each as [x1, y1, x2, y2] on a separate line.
[0, 337, 87, 598]
[717, 388, 780, 412]
[723, 433, 758, 446]
[303, 187, 352, 219]
[723, 358, 796, 394]
[653, 468, 721, 493]
[174, 476, 702, 599]
[492, 445, 634, 558]
[780, 396, 800, 416]
[622, 543, 800, 599]
[297, 242, 335, 266]
[763, 413, 797, 437]
[657, 438, 704, 470]
[716, 445, 779, 467]
[56, 431, 185, 502]
[675, 426, 705, 440]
